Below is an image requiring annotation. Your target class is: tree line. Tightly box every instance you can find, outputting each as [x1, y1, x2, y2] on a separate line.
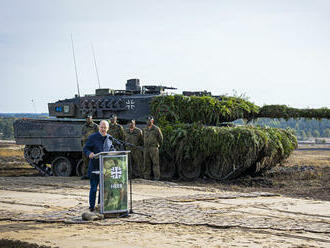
[0, 118, 15, 140]
[247, 118, 330, 140]
[0, 114, 47, 140]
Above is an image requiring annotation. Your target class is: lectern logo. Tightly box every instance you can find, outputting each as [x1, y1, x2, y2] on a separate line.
[111, 167, 122, 179]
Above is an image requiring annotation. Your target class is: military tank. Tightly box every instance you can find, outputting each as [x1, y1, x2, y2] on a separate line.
[14, 79, 176, 176]
[14, 78, 330, 179]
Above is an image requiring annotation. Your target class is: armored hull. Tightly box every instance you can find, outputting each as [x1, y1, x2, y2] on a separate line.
[14, 117, 143, 177]
[14, 118, 83, 176]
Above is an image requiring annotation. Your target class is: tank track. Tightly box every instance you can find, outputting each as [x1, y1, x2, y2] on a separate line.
[24, 145, 53, 176]
[28, 161, 53, 176]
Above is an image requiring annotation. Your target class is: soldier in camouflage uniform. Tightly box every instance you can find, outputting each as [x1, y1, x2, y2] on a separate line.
[143, 116, 163, 180]
[81, 115, 99, 179]
[108, 114, 125, 142]
[125, 120, 143, 178]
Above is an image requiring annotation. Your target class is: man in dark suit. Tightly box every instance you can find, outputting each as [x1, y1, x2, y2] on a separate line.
[83, 120, 121, 211]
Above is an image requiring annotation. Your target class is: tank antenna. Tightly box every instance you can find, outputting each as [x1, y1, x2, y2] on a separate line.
[70, 34, 81, 96]
[31, 99, 37, 113]
[91, 43, 101, 88]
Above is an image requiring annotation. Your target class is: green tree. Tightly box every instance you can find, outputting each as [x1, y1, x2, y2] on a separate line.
[0, 118, 14, 140]
[324, 128, 330, 138]
[300, 130, 307, 140]
[306, 130, 312, 138]
[313, 130, 320, 138]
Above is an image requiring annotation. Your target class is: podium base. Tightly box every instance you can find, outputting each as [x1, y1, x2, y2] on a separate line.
[103, 211, 129, 218]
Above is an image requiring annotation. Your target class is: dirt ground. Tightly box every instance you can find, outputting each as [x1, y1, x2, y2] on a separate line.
[0, 142, 329, 248]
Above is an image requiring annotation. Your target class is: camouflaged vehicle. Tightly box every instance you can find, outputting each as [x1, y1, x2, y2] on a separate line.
[15, 78, 319, 179]
[14, 79, 179, 176]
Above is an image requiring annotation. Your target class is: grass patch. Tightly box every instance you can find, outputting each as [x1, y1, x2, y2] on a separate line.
[0, 148, 24, 157]
[284, 150, 330, 167]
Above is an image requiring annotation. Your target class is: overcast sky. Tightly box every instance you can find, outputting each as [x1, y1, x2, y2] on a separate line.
[0, 0, 329, 113]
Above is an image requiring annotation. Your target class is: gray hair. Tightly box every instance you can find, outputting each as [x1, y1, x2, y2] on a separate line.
[99, 120, 109, 128]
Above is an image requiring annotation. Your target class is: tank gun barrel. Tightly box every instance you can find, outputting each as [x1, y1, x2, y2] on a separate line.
[256, 105, 330, 120]
[151, 95, 330, 126]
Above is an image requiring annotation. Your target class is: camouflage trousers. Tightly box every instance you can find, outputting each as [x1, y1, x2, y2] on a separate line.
[129, 149, 143, 178]
[82, 152, 89, 176]
[143, 146, 160, 180]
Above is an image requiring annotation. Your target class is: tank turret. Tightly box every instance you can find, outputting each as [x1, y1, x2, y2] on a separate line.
[48, 79, 176, 123]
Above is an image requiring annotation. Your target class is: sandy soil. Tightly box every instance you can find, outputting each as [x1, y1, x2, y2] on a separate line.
[0, 143, 330, 248]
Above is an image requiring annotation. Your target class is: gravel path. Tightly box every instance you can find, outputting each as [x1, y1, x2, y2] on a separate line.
[0, 177, 329, 247]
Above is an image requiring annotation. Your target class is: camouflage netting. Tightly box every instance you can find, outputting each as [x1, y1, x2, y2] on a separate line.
[149, 95, 329, 180]
[257, 105, 330, 120]
[152, 95, 330, 125]
[158, 123, 297, 180]
[151, 95, 259, 125]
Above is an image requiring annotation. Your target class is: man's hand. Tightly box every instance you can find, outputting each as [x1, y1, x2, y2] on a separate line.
[89, 152, 95, 159]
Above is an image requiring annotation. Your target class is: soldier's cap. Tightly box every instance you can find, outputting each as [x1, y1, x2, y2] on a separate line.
[130, 119, 136, 124]
[110, 114, 117, 119]
[147, 116, 154, 120]
[86, 114, 93, 118]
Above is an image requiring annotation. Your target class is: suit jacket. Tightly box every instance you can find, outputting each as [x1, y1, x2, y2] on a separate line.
[83, 132, 116, 172]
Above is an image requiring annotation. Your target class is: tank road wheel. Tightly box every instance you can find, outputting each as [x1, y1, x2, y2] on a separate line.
[160, 154, 176, 180]
[24, 145, 45, 164]
[177, 159, 201, 180]
[75, 159, 84, 177]
[51, 156, 73, 177]
[205, 156, 238, 180]
[205, 157, 226, 180]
